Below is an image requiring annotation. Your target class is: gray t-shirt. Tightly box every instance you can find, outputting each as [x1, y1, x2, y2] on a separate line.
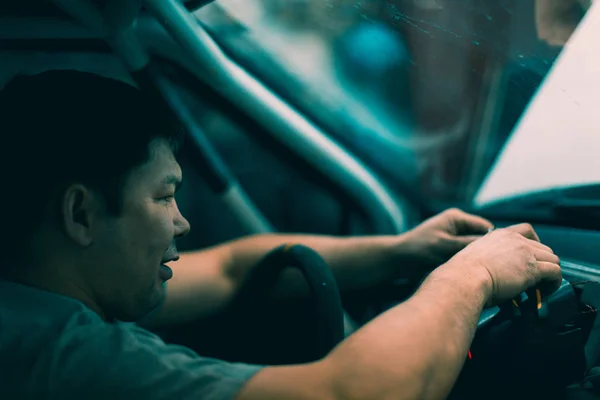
[0, 280, 262, 400]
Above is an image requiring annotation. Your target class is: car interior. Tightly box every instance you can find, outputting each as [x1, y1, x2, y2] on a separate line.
[2, 0, 600, 399]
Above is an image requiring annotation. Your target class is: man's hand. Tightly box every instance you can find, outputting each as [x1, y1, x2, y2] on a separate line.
[441, 223, 563, 306]
[398, 208, 494, 274]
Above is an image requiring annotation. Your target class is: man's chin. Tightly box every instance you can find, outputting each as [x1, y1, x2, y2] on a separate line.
[134, 281, 168, 324]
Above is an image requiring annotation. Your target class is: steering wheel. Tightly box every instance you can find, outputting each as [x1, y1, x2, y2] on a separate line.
[164, 244, 346, 365]
[232, 244, 346, 359]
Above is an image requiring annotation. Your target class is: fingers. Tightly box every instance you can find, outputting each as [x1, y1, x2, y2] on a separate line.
[504, 224, 554, 253]
[506, 223, 540, 242]
[526, 238, 554, 254]
[533, 247, 560, 264]
[451, 230, 553, 254]
[454, 230, 553, 255]
[535, 261, 563, 291]
[446, 208, 494, 235]
[497, 224, 554, 253]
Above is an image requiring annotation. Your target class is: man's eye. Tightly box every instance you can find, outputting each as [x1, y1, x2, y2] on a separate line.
[158, 195, 175, 203]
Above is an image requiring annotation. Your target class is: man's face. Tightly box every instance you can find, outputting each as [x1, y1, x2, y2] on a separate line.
[86, 139, 190, 321]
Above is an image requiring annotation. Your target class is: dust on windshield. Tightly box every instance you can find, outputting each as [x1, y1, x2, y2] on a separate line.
[194, 0, 591, 206]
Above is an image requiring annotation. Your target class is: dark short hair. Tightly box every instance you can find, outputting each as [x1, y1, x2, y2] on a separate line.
[0, 70, 183, 255]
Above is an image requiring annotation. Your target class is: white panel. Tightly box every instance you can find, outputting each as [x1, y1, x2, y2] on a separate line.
[475, 3, 600, 207]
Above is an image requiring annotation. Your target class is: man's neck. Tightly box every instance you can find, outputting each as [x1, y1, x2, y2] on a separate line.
[3, 263, 107, 320]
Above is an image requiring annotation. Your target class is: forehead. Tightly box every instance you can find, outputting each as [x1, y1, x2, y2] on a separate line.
[126, 139, 181, 188]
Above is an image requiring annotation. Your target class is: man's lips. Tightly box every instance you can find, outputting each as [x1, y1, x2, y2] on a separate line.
[159, 252, 179, 281]
[159, 264, 173, 281]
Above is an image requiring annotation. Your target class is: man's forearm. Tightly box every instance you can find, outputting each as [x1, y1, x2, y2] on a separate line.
[238, 261, 491, 400]
[325, 261, 489, 400]
[223, 233, 414, 296]
[145, 233, 413, 327]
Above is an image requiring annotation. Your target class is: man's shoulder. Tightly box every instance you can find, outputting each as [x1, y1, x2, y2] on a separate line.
[0, 281, 262, 400]
[0, 280, 106, 398]
[0, 279, 103, 349]
[43, 321, 262, 400]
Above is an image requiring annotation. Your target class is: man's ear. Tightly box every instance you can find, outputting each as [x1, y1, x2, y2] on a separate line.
[60, 184, 102, 247]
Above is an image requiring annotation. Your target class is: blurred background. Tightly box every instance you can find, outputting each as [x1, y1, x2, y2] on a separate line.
[191, 0, 591, 207]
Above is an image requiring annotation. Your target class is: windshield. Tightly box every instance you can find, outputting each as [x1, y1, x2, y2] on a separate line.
[475, 2, 600, 207]
[193, 0, 594, 210]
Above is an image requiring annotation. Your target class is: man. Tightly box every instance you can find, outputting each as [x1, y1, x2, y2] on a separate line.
[0, 70, 562, 400]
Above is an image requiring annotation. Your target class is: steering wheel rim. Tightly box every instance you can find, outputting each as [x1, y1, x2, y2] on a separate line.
[232, 244, 346, 358]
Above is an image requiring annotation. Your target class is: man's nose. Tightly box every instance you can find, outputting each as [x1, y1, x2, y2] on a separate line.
[173, 203, 191, 238]
[175, 215, 191, 238]
[175, 213, 191, 238]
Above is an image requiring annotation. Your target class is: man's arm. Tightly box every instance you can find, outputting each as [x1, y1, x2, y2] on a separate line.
[237, 226, 563, 400]
[143, 209, 493, 327]
[224, 233, 406, 293]
[143, 233, 403, 327]
[237, 263, 489, 400]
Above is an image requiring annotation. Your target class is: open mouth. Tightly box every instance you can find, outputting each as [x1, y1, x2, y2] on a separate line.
[159, 253, 179, 281]
[159, 264, 173, 281]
